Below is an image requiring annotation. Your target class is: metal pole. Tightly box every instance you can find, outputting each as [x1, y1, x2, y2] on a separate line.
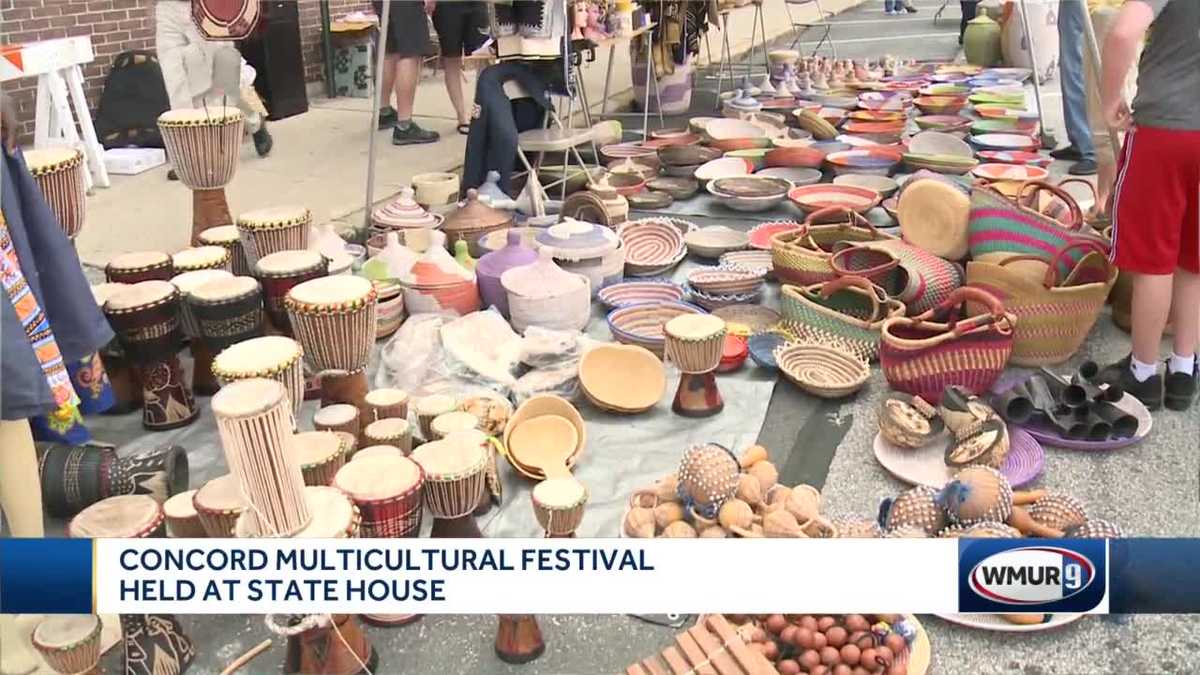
[1080, 3, 1122, 160]
[363, 0, 391, 232]
[319, 0, 336, 99]
[1016, 0, 1056, 148]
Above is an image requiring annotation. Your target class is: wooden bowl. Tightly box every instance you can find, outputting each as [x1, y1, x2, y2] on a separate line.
[579, 344, 666, 414]
[503, 395, 586, 480]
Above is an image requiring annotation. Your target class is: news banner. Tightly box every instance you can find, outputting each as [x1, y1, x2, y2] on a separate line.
[1, 538, 1197, 615]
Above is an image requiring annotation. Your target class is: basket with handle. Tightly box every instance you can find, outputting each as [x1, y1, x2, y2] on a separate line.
[965, 240, 1117, 367]
[967, 179, 1109, 279]
[779, 275, 906, 362]
[879, 286, 1016, 403]
[830, 238, 965, 315]
[770, 207, 897, 286]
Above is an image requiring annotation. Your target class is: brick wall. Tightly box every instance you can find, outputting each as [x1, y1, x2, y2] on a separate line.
[1, 0, 372, 142]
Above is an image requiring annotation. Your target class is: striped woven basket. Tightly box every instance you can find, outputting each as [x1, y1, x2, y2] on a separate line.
[830, 238, 965, 315]
[780, 275, 906, 362]
[879, 287, 1016, 403]
[770, 207, 897, 286]
[965, 240, 1116, 366]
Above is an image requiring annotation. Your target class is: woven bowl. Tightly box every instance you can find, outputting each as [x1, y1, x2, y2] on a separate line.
[687, 286, 762, 311]
[775, 343, 870, 398]
[824, 149, 901, 177]
[618, 219, 687, 277]
[684, 226, 750, 258]
[718, 249, 774, 278]
[658, 145, 721, 167]
[747, 221, 803, 250]
[788, 184, 881, 214]
[712, 304, 781, 335]
[597, 280, 686, 309]
[606, 301, 707, 356]
[687, 266, 767, 296]
[646, 176, 700, 200]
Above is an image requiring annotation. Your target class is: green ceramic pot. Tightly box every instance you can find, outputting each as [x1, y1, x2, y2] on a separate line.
[964, 15, 1003, 67]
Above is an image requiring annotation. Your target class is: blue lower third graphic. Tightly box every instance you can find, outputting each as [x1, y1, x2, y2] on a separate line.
[0, 539, 94, 614]
[958, 539, 1107, 613]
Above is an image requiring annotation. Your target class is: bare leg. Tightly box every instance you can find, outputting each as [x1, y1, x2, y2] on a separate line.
[380, 54, 400, 110]
[1130, 272, 1174, 364]
[1171, 269, 1200, 358]
[1095, 160, 1117, 216]
[393, 56, 421, 121]
[442, 56, 468, 126]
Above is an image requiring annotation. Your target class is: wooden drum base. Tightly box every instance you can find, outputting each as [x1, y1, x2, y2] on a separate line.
[100, 352, 143, 415]
[495, 615, 545, 664]
[284, 614, 376, 675]
[672, 371, 724, 418]
[137, 358, 200, 431]
[320, 370, 369, 414]
[430, 515, 483, 539]
[360, 614, 422, 628]
[189, 342, 220, 396]
[191, 188, 233, 246]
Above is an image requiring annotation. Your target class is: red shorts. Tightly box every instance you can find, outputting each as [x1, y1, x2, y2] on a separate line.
[1111, 125, 1200, 275]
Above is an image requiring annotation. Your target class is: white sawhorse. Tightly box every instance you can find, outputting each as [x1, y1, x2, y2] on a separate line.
[1, 37, 110, 189]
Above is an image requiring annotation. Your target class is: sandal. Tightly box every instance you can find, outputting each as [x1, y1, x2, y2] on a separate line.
[457, 123, 470, 135]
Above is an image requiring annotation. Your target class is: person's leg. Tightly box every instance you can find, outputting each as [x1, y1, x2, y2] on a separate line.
[380, 54, 399, 112]
[1054, 0, 1096, 172]
[393, 55, 420, 121]
[443, 58, 469, 127]
[960, 2, 979, 44]
[1164, 157, 1200, 409]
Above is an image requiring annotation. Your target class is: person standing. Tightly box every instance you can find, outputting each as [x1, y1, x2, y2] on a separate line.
[432, 1, 489, 135]
[883, 0, 917, 15]
[1100, 0, 1200, 410]
[373, 0, 440, 145]
[1053, 0, 1098, 175]
[959, 1, 980, 44]
[1083, 0, 1138, 219]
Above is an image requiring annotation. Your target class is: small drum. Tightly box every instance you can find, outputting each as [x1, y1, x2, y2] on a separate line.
[163, 489, 207, 538]
[103, 280, 198, 430]
[25, 147, 86, 239]
[285, 275, 376, 372]
[236, 485, 360, 539]
[410, 437, 487, 538]
[430, 411, 478, 440]
[172, 269, 234, 395]
[352, 445, 404, 462]
[363, 418, 412, 454]
[32, 615, 102, 675]
[105, 251, 173, 284]
[91, 282, 141, 412]
[363, 388, 409, 422]
[333, 430, 358, 459]
[664, 314, 728, 373]
[172, 245, 230, 273]
[212, 378, 311, 537]
[198, 224, 252, 276]
[158, 107, 243, 242]
[414, 394, 457, 440]
[531, 477, 588, 537]
[333, 455, 424, 538]
[292, 431, 348, 486]
[236, 206, 312, 267]
[211, 335, 305, 421]
[312, 403, 360, 438]
[187, 275, 264, 353]
[67, 494, 165, 538]
[445, 428, 502, 511]
[192, 474, 246, 537]
[255, 249, 326, 333]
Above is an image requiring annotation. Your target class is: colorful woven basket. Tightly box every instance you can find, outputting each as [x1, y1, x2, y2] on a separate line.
[770, 208, 897, 286]
[830, 238, 965, 315]
[780, 275, 906, 362]
[967, 180, 1109, 279]
[879, 287, 1016, 403]
[965, 240, 1117, 367]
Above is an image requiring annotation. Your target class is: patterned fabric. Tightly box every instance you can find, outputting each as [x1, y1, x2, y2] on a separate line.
[29, 353, 115, 444]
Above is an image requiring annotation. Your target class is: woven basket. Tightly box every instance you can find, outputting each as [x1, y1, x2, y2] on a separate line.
[965, 240, 1116, 366]
[830, 238, 965, 315]
[779, 275, 906, 362]
[606, 301, 707, 356]
[879, 287, 1016, 403]
[775, 342, 870, 398]
[771, 207, 896, 286]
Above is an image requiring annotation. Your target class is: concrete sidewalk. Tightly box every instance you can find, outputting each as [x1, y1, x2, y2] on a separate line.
[71, 0, 863, 267]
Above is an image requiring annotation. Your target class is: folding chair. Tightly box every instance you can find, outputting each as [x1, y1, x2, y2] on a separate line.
[510, 79, 596, 212]
[785, 0, 837, 57]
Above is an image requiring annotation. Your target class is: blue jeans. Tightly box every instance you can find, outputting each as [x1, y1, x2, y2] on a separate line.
[884, 0, 900, 11]
[1058, 0, 1095, 158]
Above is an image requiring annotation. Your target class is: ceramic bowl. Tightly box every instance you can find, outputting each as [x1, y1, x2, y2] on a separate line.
[763, 145, 826, 169]
[658, 144, 721, 167]
[684, 225, 751, 258]
[972, 104, 1026, 121]
[848, 110, 906, 123]
[503, 395, 585, 479]
[719, 249, 774, 278]
[617, 220, 687, 276]
[723, 148, 771, 170]
[747, 220, 802, 250]
[693, 157, 754, 184]
[834, 174, 899, 197]
[788, 183, 882, 214]
[970, 163, 1049, 182]
[646, 176, 699, 200]
[578, 344, 665, 414]
[824, 149, 902, 176]
[687, 266, 767, 296]
[914, 95, 967, 115]
[606, 172, 646, 196]
[703, 118, 767, 141]
[597, 280, 686, 309]
[606, 301, 707, 355]
[718, 334, 750, 373]
[754, 166, 822, 186]
[841, 121, 905, 144]
[708, 136, 773, 153]
[909, 131, 973, 158]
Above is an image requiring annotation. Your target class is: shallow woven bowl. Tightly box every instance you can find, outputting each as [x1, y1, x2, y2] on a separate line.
[763, 145, 827, 169]
[747, 221, 803, 250]
[687, 287, 761, 311]
[597, 280, 686, 309]
[606, 301, 708, 356]
[618, 220, 687, 276]
[755, 167, 822, 186]
[712, 304, 781, 334]
[687, 266, 767, 296]
[658, 145, 722, 167]
[646, 176, 700, 200]
[788, 184, 881, 214]
[718, 249, 775, 279]
[775, 343, 870, 398]
[684, 226, 750, 258]
[915, 114, 973, 133]
[914, 96, 967, 115]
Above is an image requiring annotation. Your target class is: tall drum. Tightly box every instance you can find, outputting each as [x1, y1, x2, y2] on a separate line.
[198, 224, 252, 275]
[158, 106, 243, 243]
[663, 314, 728, 418]
[212, 378, 311, 537]
[170, 268, 233, 396]
[285, 275, 376, 410]
[254, 249, 326, 334]
[211, 335, 305, 420]
[102, 281, 199, 430]
[91, 282, 141, 413]
[236, 206, 312, 268]
[24, 147, 86, 240]
[186, 275, 264, 354]
[236, 485, 360, 539]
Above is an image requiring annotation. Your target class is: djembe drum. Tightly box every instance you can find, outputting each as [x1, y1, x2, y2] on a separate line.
[163, 489, 207, 537]
[120, 614, 195, 675]
[211, 335, 305, 421]
[198, 224, 251, 275]
[663, 314, 728, 417]
[37, 444, 189, 518]
[186, 275, 264, 355]
[172, 245, 230, 273]
[236, 485, 360, 539]
[91, 282, 141, 413]
[352, 445, 404, 461]
[285, 276, 376, 411]
[255, 249, 326, 334]
[363, 418, 412, 454]
[363, 388, 409, 422]
[332, 455, 424, 539]
[24, 147, 86, 240]
[32, 615, 102, 675]
[410, 436, 487, 538]
[531, 477, 588, 538]
[236, 206, 311, 268]
[291, 431, 348, 486]
[170, 268, 233, 396]
[157, 106, 243, 244]
[102, 281, 199, 430]
[212, 378, 311, 537]
[105, 251, 173, 284]
[312, 403, 361, 440]
[444, 429, 502, 515]
[414, 394, 456, 441]
[67, 494, 165, 538]
[192, 474, 246, 537]
[267, 613, 376, 675]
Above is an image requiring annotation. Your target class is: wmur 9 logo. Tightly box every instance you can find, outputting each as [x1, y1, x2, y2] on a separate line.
[958, 540, 1107, 613]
